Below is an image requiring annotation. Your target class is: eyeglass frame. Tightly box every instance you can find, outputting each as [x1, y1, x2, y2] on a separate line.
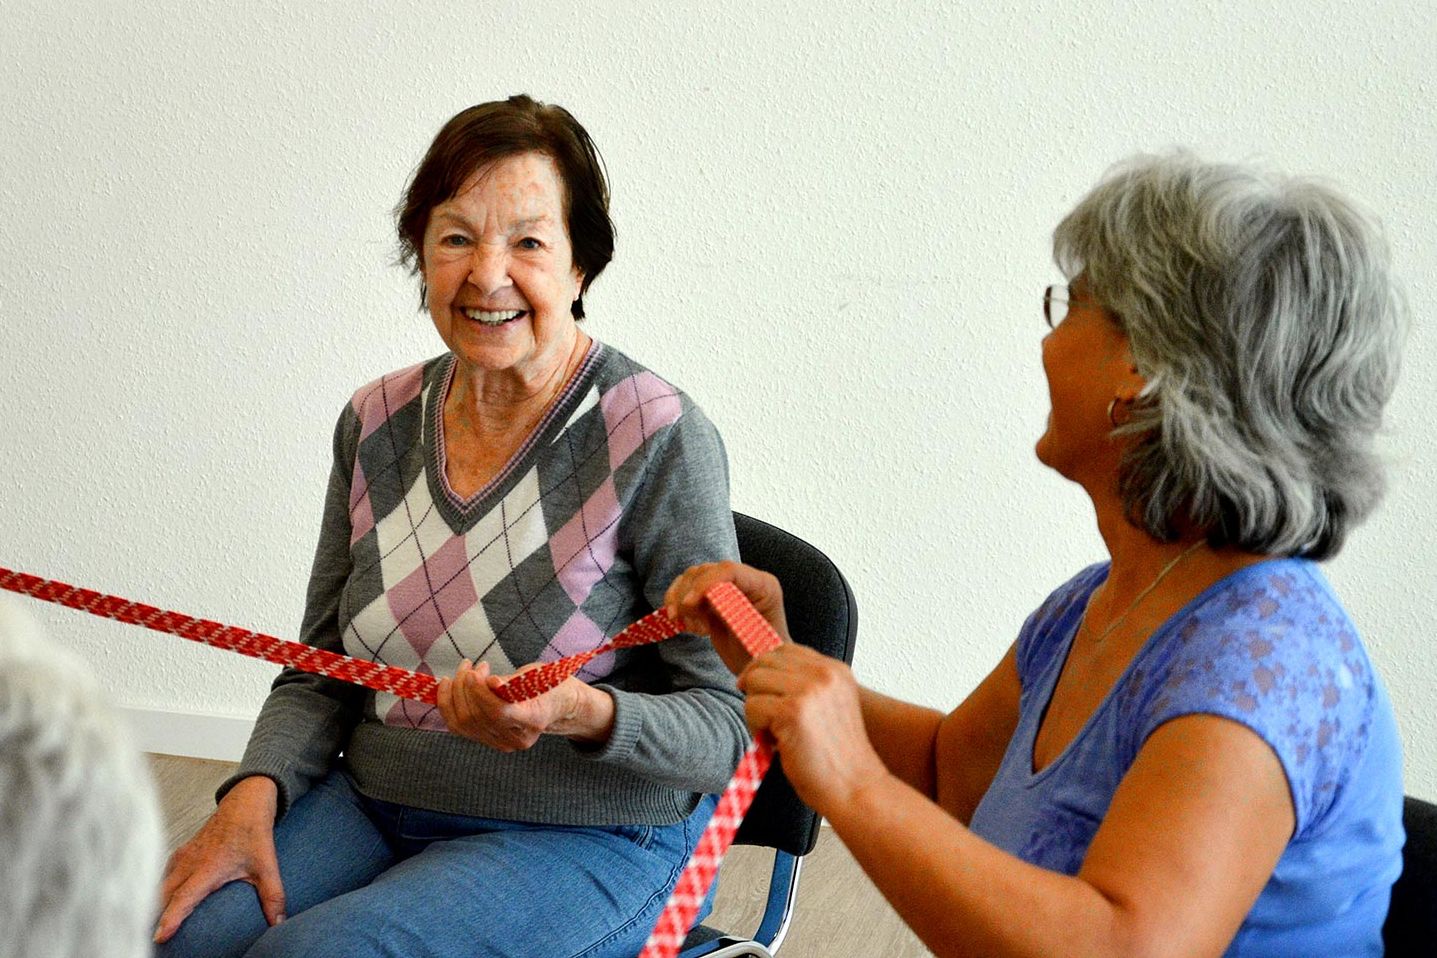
[1042, 283, 1114, 329]
[1042, 285, 1068, 329]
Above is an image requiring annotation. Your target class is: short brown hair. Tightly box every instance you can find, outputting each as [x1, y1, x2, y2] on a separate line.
[396, 95, 615, 319]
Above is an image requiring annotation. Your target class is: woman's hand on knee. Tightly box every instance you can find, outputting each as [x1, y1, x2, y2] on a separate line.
[154, 775, 286, 944]
[665, 561, 791, 675]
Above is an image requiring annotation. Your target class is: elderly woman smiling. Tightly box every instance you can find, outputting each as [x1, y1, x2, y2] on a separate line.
[669, 154, 1407, 957]
[154, 96, 747, 958]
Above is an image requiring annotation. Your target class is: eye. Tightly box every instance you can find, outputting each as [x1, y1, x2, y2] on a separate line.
[440, 234, 470, 248]
[517, 237, 543, 251]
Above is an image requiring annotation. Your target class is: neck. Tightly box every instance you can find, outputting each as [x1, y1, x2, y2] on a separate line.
[1084, 487, 1270, 628]
[448, 330, 590, 436]
[1094, 502, 1186, 596]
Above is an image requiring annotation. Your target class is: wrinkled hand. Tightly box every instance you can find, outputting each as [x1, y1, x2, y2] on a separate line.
[664, 561, 791, 675]
[154, 775, 284, 944]
[739, 644, 886, 818]
[437, 660, 612, 750]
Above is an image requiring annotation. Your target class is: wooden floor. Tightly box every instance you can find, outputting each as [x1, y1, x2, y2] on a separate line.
[149, 755, 932, 957]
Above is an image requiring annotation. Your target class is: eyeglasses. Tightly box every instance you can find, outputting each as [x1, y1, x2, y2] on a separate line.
[1042, 284, 1069, 329]
[1042, 284, 1109, 329]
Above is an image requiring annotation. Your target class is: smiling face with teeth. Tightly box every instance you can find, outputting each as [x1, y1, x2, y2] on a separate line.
[422, 151, 586, 392]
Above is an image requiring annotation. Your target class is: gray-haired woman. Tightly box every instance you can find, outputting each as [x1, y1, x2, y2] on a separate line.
[0, 598, 163, 958]
[668, 153, 1407, 957]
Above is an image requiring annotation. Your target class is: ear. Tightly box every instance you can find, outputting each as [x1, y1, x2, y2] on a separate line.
[1112, 336, 1147, 403]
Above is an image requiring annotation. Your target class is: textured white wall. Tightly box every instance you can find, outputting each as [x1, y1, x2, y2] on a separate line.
[3, 2, 1435, 791]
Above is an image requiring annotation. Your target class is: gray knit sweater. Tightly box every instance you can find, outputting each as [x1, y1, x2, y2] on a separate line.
[221, 342, 747, 826]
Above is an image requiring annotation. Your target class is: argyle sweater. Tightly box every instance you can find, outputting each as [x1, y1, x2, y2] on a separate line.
[222, 341, 747, 826]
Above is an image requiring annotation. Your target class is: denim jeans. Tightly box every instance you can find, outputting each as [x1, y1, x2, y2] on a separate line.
[157, 768, 718, 958]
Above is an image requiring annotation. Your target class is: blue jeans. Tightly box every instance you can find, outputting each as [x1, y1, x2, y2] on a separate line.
[158, 768, 718, 958]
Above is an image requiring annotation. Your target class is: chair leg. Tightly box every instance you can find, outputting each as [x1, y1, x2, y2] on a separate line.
[678, 850, 804, 957]
[680, 941, 774, 957]
[754, 851, 802, 951]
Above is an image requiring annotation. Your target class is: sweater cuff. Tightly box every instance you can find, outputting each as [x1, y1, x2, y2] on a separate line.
[578, 686, 641, 766]
[216, 761, 294, 819]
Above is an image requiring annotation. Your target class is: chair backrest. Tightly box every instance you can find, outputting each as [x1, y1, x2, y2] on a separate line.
[1384, 794, 1437, 955]
[731, 512, 859, 857]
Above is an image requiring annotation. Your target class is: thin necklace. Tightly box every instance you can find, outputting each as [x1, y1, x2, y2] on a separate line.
[1085, 540, 1205, 645]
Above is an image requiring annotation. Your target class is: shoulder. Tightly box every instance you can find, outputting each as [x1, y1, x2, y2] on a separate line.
[1142, 560, 1380, 833]
[310, 355, 446, 471]
[1016, 563, 1107, 681]
[1149, 560, 1373, 715]
[586, 342, 722, 458]
[347, 355, 447, 424]
[333, 355, 449, 453]
[589, 343, 706, 426]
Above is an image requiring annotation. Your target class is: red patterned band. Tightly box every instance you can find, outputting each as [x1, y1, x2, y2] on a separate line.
[0, 567, 784, 955]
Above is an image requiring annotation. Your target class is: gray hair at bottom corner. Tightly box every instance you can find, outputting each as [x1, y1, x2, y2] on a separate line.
[0, 597, 162, 958]
[1052, 150, 1409, 561]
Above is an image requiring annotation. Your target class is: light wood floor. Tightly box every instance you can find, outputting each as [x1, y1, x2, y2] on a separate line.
[149, 755, 932, 957]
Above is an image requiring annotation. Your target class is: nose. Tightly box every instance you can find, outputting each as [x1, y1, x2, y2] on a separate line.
[466, 241, 511, 296]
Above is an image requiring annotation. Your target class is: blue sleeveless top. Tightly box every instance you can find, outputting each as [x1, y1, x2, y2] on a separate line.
[969, 559, 1403, 956]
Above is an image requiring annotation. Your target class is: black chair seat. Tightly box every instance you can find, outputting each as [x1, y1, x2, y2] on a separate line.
[1384, 794, 1437, 956]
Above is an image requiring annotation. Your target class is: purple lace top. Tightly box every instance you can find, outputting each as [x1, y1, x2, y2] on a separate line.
[969, 559, 1403, 956]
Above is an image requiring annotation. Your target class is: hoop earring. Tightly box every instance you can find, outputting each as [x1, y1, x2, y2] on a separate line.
[1108, 397, 1132, 428]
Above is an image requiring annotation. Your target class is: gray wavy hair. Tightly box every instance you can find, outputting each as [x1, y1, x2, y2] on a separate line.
[1054, 152, 1407, 559]
[0, 598, 162, 958]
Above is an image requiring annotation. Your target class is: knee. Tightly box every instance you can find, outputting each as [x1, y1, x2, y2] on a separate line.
[155, 920, 252, 958]
[242, 910, 361, 958]
[153, 883, 267, 958]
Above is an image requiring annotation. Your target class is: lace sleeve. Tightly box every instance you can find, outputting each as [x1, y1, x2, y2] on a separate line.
[1138, 564, 1376, 837]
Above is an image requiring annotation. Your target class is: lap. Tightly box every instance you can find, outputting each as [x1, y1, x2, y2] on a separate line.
[162, 768, 717, 958]
[255, 808, 712, 958]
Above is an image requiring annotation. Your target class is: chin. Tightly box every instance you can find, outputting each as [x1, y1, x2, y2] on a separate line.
[1034, 436, 1081, 484]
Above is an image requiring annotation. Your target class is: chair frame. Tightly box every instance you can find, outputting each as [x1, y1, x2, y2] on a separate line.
[679, 854, 804, 956]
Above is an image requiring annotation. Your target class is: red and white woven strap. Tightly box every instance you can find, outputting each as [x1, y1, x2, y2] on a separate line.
[0, 567, 784, 955]
[0, 566, 691, 705]
[490, 607, 685, 703]
[639, 581, 783, 958]
[0, 567, 445, 703]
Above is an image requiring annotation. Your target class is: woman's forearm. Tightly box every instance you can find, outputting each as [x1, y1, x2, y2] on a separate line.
[857, 687, 945, 798]
[824, 772, 1133, 958]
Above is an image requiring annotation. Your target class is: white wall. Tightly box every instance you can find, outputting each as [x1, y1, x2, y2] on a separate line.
[3, 2, 1434, 791]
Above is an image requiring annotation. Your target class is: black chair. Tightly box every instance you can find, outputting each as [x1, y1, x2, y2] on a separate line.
[678, 512, 860, 958]
[1384, 794, 1437, 956]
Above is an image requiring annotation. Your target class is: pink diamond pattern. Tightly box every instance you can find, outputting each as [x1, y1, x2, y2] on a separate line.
[353, 362, 426, 441]
[545, 609, 614, 679]
[601, 372, 683, 471]
[387, 536, 478, 659]
[550, 477, 620, 606]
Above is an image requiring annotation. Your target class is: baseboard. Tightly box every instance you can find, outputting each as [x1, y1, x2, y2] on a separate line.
[122, 707, 255, 762]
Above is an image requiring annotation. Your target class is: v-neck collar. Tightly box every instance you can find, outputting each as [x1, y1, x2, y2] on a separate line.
[424, 340, 605, 533]
[1025, 557, 1293, 781]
